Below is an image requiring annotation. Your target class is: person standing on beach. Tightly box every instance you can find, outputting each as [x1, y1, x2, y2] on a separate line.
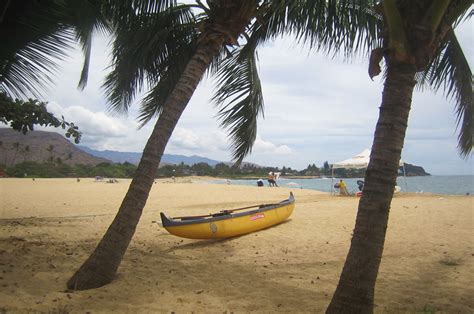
[267, 172, 273, 186]
[267, 172, 278, 187]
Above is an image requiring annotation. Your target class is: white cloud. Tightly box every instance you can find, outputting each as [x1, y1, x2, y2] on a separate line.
[253, 136, 292, 155]
[167, 127, 228, 155]
[44, 101, 129, 141]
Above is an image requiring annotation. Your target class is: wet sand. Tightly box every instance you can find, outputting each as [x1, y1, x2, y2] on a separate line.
[0, 178, 472, 312]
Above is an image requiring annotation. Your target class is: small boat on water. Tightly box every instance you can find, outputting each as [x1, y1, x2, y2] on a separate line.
[160, 192, 295, 239]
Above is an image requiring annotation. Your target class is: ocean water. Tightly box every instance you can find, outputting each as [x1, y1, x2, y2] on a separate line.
[211, 175, 474, 195]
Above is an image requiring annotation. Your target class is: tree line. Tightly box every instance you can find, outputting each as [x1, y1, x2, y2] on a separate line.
[4, 159, 423, 179]
[4, 160, 363, 179]
[4, 161, 136, 178]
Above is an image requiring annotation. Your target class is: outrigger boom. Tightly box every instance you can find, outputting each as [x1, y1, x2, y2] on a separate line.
[171, 202, 280, 220]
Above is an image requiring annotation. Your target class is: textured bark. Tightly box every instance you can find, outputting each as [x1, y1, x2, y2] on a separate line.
[67, 0, 256, 290]
[327, 61, 417, 313]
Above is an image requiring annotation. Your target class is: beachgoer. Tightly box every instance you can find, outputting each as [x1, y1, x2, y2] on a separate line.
[257, 179, 264, 187]
[268, 172, 278, 187]
[268, 172, 278, 186]
[272, 172, 279, 187]
[339, 179, 349, 195]
[357, 180, 364, 191]
[267, 172, 274, 187]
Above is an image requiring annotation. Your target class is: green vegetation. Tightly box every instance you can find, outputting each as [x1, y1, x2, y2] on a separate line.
[3, 160, 420, 179]
[4, 161, 137, 178]
[0, 92, 81, 143]
[156, 162, 302, 178]
[3, 160, 329, 179]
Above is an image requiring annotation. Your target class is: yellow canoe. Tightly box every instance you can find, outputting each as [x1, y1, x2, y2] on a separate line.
[160, 192, 295, 239]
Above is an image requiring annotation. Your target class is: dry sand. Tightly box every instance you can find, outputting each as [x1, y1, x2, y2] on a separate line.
[0, 178, 472, 313]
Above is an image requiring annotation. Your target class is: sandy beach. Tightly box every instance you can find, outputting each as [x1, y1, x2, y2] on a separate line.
[0, 178, 472, 312]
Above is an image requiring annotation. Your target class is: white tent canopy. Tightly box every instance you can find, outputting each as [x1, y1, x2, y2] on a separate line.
[331, 149, 407, 193]
[332, 149, 404, 169]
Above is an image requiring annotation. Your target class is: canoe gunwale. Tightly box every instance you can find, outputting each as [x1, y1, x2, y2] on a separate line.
[160, 192, 294, 228]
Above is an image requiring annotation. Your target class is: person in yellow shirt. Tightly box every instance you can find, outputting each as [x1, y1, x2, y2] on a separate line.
[339, 179, 349, 195]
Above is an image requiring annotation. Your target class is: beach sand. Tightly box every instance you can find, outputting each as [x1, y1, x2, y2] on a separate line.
[0, 178, 472, 312]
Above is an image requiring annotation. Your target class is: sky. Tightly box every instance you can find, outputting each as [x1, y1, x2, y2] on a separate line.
[26, 18, 473, 175]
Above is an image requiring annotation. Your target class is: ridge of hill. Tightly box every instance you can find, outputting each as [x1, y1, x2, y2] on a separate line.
[0, 129, 109, 166]
[78, 146, 222, 166]
[0, 129, 430, 176]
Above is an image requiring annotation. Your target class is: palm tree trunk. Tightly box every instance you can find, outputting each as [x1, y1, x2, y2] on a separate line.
[327, 61, 417, 313]
[10, 147, 19, 166]
[66, 39, 225, 291]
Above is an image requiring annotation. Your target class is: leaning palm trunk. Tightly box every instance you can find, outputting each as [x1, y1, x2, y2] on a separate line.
[67, 0, 256, 291]
[66, 41, 222, 290]
[327, 61, 417, 313]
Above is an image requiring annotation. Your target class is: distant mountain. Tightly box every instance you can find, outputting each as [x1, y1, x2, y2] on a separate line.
[78, 146, 223, 166]
[77, 146, 143, 164]
[0, 129, 109, 166]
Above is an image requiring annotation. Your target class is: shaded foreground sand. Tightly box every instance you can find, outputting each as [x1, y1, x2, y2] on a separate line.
[0, 178, 472, 312]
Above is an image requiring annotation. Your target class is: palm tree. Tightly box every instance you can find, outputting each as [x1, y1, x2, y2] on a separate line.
[327, 1, 472, 312]
[10, 142, 21, 166]
[21, 145, 31, 162]
[66, 152, 74, 165]
[0, 140, 6, 165]
[46, 144, 55, 163]
[66, 0, 379, 291]
[66, 0, 261, 290]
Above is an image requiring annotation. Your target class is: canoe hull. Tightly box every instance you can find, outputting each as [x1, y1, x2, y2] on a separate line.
[160, 193, 295, 239]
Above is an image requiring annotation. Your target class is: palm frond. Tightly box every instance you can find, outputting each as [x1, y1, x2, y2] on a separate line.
[419, 31, 472, 157]
[101, 0, 178, 28]
[102, 4, 197, 115]
[0, 0, 75, 99]
[63, 0, 113, 90]
[237, 0, 381, 59]
[212, 45, 264, 164]
[136, 40, 197, 127]
[250, 0, 291, 43]
[206, 46, 232, 78]
[272, 0, 381, 57]
[0, 32, 74, 98]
